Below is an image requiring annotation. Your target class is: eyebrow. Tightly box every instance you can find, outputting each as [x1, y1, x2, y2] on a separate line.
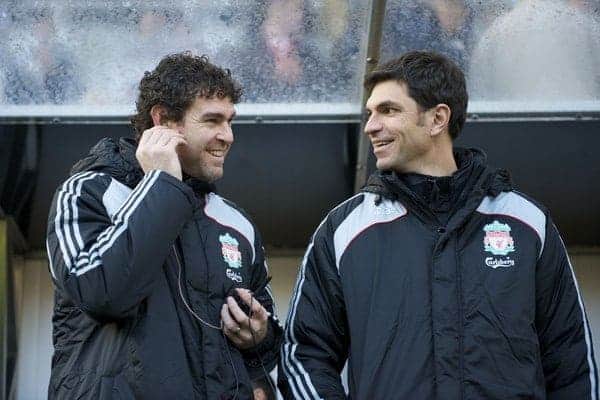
[376, 100, 402, 109]
[365, 100, 402, 112]
[199, 111, 237, 121]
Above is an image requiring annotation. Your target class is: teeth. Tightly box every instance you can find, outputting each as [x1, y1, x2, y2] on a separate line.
[374, 141, 392, 148]
[208, 149, 226, 157]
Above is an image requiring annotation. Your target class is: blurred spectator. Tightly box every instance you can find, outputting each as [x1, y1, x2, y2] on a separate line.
[67, 5, 135, 105]
[569, 0, 599, 15]
[1, 1, 368, 106]
[235, 0, 318, 102]
[79, 5, 189, 106]
[0, 74, 5, 104]
[2, 8, 82, 104]
[468, 0, 600, 101]
[186, 1, 251, 69]
[381, 0, 474, 71]
[308, 0, 365, 100]
[77, 6, 170, 106]
[466, 0, 514, 39]
[0, 4, 8, 103]
[236, 0, 362, 103]
[135, 7, 189, 66]
[263, 0, 304, 86]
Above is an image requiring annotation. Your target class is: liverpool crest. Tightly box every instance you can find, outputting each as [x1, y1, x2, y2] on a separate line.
[220, 233, 242, 269]
[483, 220, 515, 256]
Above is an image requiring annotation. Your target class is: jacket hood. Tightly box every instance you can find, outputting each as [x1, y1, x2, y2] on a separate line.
[70, 137, 142, 187]
[362, 147, 512, 201]
[70, 136, 215, 194]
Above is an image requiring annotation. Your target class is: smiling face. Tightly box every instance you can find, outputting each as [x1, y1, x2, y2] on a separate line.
[172, 96, 236, 182]
[364, 80, 434, 174]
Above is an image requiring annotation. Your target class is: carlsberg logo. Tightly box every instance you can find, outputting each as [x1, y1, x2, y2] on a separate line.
[485, 257, 515, 268]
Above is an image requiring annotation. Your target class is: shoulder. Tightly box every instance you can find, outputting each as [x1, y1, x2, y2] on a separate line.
[477, 190, 548, 219]
[51, 172, 132, 219]
[316, 192, 408, 239]
[204, 193, 256, 228]
[203, 192, 259, 256]
[310, 192, 408, 270]
[54, 171, 113, 201]
[476, 189, 549, 250]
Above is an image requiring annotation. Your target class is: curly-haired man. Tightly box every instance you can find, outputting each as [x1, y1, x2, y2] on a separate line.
[46, 52, 282, 399]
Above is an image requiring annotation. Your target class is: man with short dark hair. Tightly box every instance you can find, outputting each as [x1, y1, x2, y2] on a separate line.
[46, 52, 281, 399]
[279, 50, 597, 399]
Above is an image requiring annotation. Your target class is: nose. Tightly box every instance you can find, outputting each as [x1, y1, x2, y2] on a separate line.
[218, 123, 234, 145]
[364, 114, 382, 137]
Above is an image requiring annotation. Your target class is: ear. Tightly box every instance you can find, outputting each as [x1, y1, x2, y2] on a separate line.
[429, 104, 451, 138]
[150, 104, 167, 127]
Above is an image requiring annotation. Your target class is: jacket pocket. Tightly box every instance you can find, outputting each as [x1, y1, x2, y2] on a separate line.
[99, 373, 136, 400]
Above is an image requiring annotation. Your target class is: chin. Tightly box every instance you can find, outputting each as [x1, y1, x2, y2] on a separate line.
[185, 167, 223, 183]
[205, 168, 224, 182]
[376, 159, 392, 171]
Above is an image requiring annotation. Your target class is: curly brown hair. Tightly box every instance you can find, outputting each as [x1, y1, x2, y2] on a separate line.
[130, 52, 242, 139]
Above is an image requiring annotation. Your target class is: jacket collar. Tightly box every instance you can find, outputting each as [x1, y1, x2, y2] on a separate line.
[362, 147, 512, 226]
[363, 147, 511, 200]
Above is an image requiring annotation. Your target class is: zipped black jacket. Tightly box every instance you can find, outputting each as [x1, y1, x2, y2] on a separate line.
[46, 137, 282, 399]
[279, 149, 597, 400]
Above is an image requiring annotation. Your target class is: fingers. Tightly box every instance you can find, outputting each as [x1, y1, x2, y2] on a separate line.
[221, 304, 243, 339]
[138, 128, 150, 147]
[221, 303, 256, 346]
[236, 288, 270, 320]
[169, 134, 187, 149]
[136, 126, 185, 179]
[227, 295, 251, 324]
[145, 130, 166, 146]
[140, 126, 185, 146]
[222, 294, 270, 349]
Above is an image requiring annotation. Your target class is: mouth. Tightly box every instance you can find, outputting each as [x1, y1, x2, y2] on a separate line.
[372, 139, 393, 152]
[206, 148, 228, 158]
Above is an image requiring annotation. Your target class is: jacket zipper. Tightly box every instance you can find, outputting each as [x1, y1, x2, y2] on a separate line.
[430, 243, 438, 399]
[455, 238, 465, 399]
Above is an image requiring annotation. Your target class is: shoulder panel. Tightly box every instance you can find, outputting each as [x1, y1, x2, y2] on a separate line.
[102, 178, 133, 220]
[333, 192, 407, 271]
[476, 191, 546, 256]
[204, 193, 256, 264]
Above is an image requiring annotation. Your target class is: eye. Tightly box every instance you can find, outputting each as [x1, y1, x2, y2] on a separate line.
[381, 106, 394, 114]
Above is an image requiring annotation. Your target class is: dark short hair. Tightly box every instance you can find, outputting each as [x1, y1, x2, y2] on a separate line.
[131, 52, 242, 139]
[364, 51, 468, 139]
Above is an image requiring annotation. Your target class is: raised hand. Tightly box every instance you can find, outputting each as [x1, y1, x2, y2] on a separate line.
[135, 126, 187, 180]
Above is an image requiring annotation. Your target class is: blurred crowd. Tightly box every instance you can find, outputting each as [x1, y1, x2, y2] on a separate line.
[0, 0, 598, 106]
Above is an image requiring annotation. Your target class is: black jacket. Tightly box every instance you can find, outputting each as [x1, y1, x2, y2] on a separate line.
[46, 137, 282, 399]
[278, 149, 597, 400]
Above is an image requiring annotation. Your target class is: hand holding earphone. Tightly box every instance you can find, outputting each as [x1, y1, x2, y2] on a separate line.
[136, 126, 186, 180]
[221, 288, 271, 350]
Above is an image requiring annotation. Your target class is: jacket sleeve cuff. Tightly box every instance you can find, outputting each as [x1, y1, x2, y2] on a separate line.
[241, 318, 283, 378]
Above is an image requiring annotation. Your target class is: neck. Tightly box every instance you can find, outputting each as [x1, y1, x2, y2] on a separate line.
[402, 141, 457, 177]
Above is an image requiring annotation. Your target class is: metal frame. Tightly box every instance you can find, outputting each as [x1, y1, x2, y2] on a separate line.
[353, 0, 387, 192]
[0, 216, 22, 400]
[0, 219, 6, 398]
[0, 109, 598, 125]
[0, 103, 363, 125]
